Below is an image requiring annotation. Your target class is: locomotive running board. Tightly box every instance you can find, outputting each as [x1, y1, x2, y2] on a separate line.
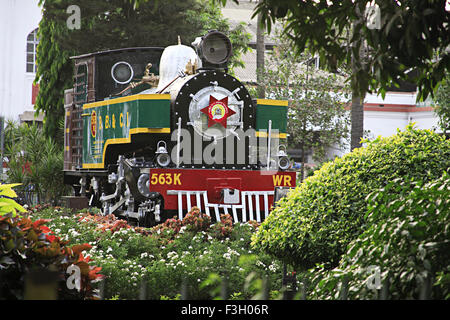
[167, 190, 275, 223]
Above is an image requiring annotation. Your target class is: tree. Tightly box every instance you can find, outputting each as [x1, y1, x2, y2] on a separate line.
[260, 33, 351, 181]
[216, 0, 450, 150]
[35, 0, 251, 140]
[4, 122, 68, 205]
[435, 71, 450, 134]
[256, 0, 266, 99]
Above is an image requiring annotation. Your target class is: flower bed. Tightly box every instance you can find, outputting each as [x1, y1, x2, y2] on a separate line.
[28, 206, 284, 299]
[0, 211, 103, 299]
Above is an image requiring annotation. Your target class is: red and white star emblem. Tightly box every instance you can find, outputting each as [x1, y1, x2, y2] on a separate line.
[200, 96, 236, 128]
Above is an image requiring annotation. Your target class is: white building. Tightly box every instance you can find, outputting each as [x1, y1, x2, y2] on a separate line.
[363, 92, 439, 138]
[0, 0, 42, 122]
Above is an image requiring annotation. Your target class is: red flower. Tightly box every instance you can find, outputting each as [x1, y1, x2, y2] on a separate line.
[40, 225, 51, 234]
[45, 234, 59, 243]
[33, 219, 51, 229]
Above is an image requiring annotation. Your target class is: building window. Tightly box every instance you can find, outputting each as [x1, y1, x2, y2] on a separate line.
[26, 28, 39, 73]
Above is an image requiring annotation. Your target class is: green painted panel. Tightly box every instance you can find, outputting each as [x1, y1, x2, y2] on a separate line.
[81, 95, 171, 168]
[255, 104, 288, 133]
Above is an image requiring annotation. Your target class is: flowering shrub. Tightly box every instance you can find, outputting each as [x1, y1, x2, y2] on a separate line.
[0, 213, 103, 299]
[77, 212, 131, 234]
[210, 214, 233, 239]
[181, 207, 211, 232]
[29, 206, 283, 299]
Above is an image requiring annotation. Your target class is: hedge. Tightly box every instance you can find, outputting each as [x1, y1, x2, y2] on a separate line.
[308, 172, 450, 299]
[252, 125, 450, 269]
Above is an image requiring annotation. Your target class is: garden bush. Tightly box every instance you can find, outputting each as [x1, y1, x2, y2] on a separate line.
[252, 125, 450, 269]
[307, 172, 450, 299]
[0, 212, 103, 299]
[29, 207, 284, 299]
[0, 183, 27, 217]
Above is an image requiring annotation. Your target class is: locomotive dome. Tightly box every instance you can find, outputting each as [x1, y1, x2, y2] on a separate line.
[155, 42, 202, 92]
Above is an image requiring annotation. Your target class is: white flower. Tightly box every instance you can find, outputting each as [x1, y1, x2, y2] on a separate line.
[141, 253, 148, 259]
[269, 264, 278, 272]
[256, 261, 265, 268]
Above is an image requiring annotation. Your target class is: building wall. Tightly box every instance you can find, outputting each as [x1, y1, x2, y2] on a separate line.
[323, 91, 441, 162]
[0, 0, 42, 121]
[363, 91, 440, 139]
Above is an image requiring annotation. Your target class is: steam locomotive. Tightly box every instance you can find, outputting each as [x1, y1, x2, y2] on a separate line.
[63, 31, 295, 226]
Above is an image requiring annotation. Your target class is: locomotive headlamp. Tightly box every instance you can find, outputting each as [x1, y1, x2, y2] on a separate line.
[111, 61, 134, 84]
[277, 145, 290, 171]
[192, 30, 232, 69]
[155, 141, 171, 167]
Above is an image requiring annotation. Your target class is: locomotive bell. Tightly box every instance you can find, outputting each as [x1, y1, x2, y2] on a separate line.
[192, 30, 232, 69]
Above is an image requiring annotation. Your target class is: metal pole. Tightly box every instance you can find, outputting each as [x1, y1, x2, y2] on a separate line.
[0, 116, 4, 181]
[266, 120, 272, 170]
[176, 117, 181, 168]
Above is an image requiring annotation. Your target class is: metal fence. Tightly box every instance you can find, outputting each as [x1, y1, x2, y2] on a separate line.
[16, 184, 39, 207]
[94, 271, 436, 300]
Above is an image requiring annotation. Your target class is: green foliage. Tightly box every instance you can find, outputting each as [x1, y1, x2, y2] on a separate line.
[4, 122, 68, 205]
[0, 184, 26, 217]
[34, 15, 73, 140]
[435, 71, 450, 133]
[307, 172, 450, 299]
[252, 124, 450, 270]
[35, 0, 250, 139]
[252, 0, 450, 101]
[184, 1, 251, 72]
[260, 30, 350, 172]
